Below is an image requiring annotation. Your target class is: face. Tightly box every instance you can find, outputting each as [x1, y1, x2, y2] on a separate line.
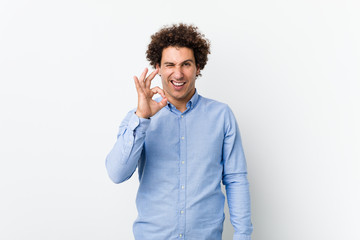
[157, 46, 200, 107]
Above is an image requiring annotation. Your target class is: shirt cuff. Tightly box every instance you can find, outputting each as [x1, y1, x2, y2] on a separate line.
[128, 112, 150, 133]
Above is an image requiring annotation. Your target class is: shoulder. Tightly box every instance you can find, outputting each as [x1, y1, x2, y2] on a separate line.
[197, 95, 232, 114]
[197, 95, 238, 129]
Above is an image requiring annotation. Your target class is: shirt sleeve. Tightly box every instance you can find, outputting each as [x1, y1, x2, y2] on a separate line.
[105, 110, 150, 183]
[222, 106, 253, 240]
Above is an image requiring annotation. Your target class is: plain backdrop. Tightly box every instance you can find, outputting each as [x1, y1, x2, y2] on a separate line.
[1, 0, 359, 239]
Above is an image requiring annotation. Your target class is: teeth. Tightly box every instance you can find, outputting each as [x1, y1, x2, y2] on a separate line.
[172, 81, 185, 86]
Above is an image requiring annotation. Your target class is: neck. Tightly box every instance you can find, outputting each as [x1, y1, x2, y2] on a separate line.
[166, 90, 195, 113]
[168, 98, 187, 113]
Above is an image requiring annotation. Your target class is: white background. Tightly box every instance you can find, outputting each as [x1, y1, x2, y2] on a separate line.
[1, 0, 359, 239]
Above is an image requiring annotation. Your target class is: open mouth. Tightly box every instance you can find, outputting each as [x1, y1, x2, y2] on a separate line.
[171, 81, 185, 87]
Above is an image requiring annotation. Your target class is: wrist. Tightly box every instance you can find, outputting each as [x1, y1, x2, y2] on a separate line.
[135, 111, 150, 119]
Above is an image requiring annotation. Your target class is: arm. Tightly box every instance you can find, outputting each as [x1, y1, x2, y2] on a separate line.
[105, 68, 167, 183]
[222, 107, 253, 240]
[105, 111, 150, 183]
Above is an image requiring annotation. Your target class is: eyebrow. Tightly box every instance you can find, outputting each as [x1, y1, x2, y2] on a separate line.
[163, 59, 195, 65]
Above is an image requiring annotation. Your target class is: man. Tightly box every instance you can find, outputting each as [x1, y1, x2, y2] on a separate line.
[106, 23, 253, 240]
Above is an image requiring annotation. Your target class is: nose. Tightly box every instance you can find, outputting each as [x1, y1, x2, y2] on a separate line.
[172, 66, 184, 80]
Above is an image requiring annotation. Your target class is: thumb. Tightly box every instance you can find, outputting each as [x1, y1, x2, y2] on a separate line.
[159, 97, 168, 107]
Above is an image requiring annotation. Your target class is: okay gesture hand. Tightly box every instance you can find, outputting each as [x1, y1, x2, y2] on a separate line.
[134, 68, 168, 119]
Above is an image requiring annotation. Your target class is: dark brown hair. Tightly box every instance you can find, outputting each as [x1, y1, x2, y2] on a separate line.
[146, 23, 211, 74]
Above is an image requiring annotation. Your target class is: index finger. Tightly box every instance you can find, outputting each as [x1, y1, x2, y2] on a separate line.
[145, 68, 159, 89]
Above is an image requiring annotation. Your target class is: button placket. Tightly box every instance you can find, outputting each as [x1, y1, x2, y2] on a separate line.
[178, 114, 186, 236]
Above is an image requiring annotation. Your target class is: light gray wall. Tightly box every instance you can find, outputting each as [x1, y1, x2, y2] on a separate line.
[1, 0, 359, 239]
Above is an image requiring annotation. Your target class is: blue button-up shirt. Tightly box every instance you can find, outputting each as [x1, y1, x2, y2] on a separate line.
[106, 91, 253, 240]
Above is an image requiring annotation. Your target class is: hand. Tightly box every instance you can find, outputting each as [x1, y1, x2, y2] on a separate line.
[134, 68, 167, 119]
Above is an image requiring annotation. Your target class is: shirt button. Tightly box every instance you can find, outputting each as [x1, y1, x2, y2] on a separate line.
[181, 210, 184, 214]
[181, 115, 183, 118]
[181, 185, 185, 189]
[179, 233, 183, 237]
[181, 161, 184, 164]
[181, 136, 184, 140]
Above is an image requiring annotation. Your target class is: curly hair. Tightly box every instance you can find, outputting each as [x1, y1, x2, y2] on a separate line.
[146, 23, 211, 73]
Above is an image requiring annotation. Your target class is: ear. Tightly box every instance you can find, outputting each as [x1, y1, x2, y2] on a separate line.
[196, 65, 200, 76]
